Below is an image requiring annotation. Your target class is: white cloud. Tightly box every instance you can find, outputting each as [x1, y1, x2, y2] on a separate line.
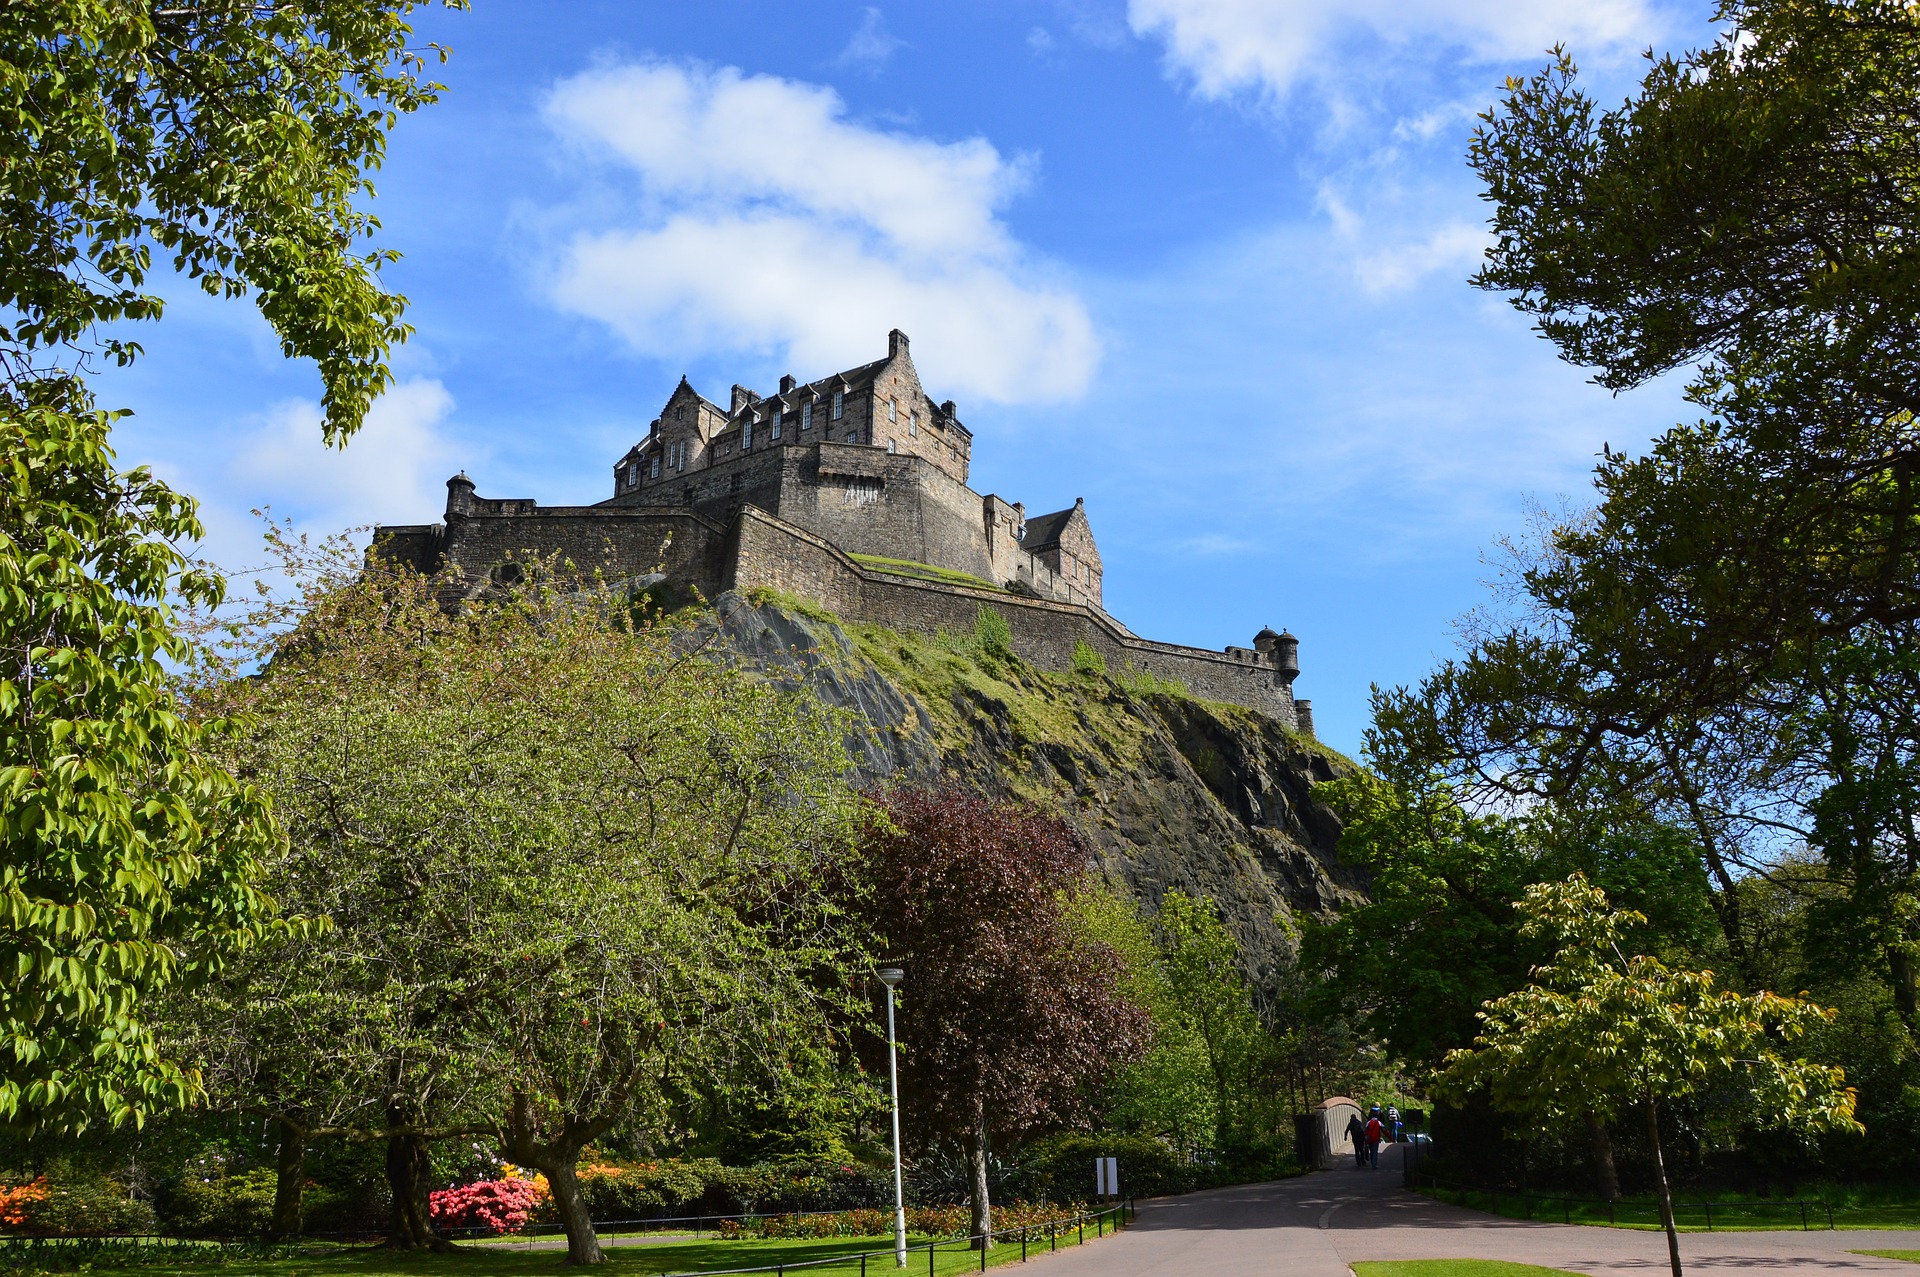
[1129, 0, 1662, 105]
[231, 379, 459, 531]
[541, 60, 1099, 403]
[838, 8, 904, 71]
[1355, 221, 1486, 294]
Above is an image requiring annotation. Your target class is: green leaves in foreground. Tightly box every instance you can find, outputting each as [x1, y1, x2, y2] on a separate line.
[0, 391, 284, 1132]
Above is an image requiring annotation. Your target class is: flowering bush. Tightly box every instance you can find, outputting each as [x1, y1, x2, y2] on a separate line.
[429, 1176, 546, 1235]
[0, 1178, 49, 1229]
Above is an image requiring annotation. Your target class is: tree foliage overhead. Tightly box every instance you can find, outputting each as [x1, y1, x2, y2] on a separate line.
[0, 0, 460, 432]
[0, 397, 285, 1133]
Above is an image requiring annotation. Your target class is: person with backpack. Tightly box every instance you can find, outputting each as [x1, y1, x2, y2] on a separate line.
[1387, 1104, 1402, 1143]
[1365, 1107, 1385, 1169]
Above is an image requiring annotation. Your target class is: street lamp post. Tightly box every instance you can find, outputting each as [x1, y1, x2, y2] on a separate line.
[877, 966, 907, 1267]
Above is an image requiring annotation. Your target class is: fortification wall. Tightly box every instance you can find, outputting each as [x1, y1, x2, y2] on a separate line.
[377, 508, 732, 595]
[728, 508, 1300, 727]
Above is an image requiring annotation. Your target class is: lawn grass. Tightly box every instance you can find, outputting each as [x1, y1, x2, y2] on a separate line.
[1852, 1252, 1920, 1263]
[2, 1220, 1125, 1276]
[1352, 1264, 1578, 1277]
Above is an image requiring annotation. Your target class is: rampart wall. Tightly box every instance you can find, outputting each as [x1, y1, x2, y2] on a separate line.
[375, 502, 1306, 732]
[727, 508, 1301, 726]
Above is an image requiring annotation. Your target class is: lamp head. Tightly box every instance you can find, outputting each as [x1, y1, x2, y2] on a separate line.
[876, 966, 906, 989]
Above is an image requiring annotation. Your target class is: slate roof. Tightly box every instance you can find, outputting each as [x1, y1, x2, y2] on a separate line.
[1022, 507, 1076, 550]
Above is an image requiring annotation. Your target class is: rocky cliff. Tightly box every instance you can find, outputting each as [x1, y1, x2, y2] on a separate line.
[701, 591, 1365, 997]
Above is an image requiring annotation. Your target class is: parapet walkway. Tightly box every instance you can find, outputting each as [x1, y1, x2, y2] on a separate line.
[1027, 1145, 1920, 1276]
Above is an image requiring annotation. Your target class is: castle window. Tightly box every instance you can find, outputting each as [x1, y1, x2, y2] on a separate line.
[908, 411, 917, 437]
[770, 411, 782, 441]
[730, 473, 742, 494]
[625, 463, 637, 488]
[743, 419, 753, 450]
[888, 397, 897, 423]
[831, 389, 843, 419]
[650, 455, 660, 480]
[801, 401, 812, 430]
[887, 438, 897, 454]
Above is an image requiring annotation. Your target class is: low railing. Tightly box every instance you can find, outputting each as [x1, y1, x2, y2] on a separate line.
[1406, 1169, 1834, 1231]
[659, 1200, 1136, 1277]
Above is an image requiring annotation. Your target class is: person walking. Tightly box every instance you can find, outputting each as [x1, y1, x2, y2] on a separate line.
[1364, 1107, 1385, 1169]
[1346, 1111, 1367, 1168]
[1387, 1104, 1402, 1143]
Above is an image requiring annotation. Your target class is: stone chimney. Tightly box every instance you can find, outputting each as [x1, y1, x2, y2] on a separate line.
[940, 399, 957, 420]
[779, 374, 796, 394]
[445, 471, 476, 517]
[730, 384, 760, 414]
[888, 328, 910, 358]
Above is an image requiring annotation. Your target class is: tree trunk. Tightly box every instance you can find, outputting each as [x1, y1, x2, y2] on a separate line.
[1644, 1093, 1683, 1277]
[1584, 1112, 1620, 1202]
[545, 1160, 605, 1265]
[1889, 945, 1918, 1033]
[968, 1095, 993, 1250]
[384, 1128, 444, 1250]
[271, 1118, 307, 1238]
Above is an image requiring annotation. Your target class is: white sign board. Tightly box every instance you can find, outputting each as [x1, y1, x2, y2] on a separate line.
[1094, 1156, 1119, 1197]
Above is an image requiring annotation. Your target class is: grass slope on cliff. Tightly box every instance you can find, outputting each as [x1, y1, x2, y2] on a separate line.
[711, 590, 1364, 1001]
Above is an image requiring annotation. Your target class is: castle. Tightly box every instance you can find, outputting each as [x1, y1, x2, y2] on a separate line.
[375, 331, 1314, 734]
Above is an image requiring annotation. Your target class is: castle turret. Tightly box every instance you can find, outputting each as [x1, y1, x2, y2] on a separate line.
[1274, 630, 1300, 685]
[445, 471, 476, 517]
[1294, 700, 1315, 738]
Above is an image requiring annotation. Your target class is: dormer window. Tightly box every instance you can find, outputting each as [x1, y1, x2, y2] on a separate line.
[650, 455, 660, 480]
[743, 419, 753, 450]
[625, 463, 637, 488]
[831, 389, 844, 419]
[801, 401, 813, 430]
[770, 410, 782, 441]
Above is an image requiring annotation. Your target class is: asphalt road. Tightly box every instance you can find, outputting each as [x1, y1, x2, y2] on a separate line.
[1021, 1145, 1920, 1276]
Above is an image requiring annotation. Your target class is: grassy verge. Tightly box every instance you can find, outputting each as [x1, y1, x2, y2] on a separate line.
[1423, 1185, 1918, 1231]
[846, 555, 1000, 592]
[1, 1218, 1129, 1276]
[1852, 1252, 1920, 1263]
[1352, 1264, 1578, 1277]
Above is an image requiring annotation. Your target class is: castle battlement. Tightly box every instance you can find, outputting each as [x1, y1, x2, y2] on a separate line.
[374, 333, 1312, 733]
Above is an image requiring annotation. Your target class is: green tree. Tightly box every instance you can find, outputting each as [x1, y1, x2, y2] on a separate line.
[1437, 875, 1859, 1277]
[0, 0, 461, 1133]
[196, 551, 869, 1262]
[0, 397, 285, 1133]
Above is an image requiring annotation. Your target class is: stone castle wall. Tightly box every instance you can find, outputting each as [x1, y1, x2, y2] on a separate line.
[726, 508, 1302, 723]
[373, 500, 1308, 730]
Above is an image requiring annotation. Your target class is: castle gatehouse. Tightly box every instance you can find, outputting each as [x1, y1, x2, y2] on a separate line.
[374, 330, 1314, 734]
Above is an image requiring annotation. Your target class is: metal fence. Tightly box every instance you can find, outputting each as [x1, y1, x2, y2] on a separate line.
[657, 1200, 1136, 1277]
[1405, 1168, 1835, 1232]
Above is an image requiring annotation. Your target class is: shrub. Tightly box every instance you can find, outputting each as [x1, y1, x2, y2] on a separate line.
[160, 1170, 275, 1238]
[1071, 640, 1106, 678]
[974, 605, 1014, 659]
[1020, 1134, 1202, 1201]
[3, 1171, 157, 1236]
[429, 1177, 545, 1235]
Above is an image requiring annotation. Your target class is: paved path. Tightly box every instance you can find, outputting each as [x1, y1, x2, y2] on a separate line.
[1025, 1145, 1920, 1276]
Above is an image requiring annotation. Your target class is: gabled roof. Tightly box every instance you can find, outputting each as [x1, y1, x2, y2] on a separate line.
[1022, 507, 1076, 550]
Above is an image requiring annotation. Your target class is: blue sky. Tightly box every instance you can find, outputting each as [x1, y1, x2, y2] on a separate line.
[107, 0, 1716, 757]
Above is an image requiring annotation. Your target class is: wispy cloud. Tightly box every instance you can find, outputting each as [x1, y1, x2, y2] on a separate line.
[540, 59, 1100, 404]
[837, 8, 904, 72]
[1128, 0, 1663, 109]
[1356, 222, 1486, 294]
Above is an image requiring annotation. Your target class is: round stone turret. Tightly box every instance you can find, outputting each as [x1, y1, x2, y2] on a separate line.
[1254, 627, 1300, 685]
[445, 471, 476, 517]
